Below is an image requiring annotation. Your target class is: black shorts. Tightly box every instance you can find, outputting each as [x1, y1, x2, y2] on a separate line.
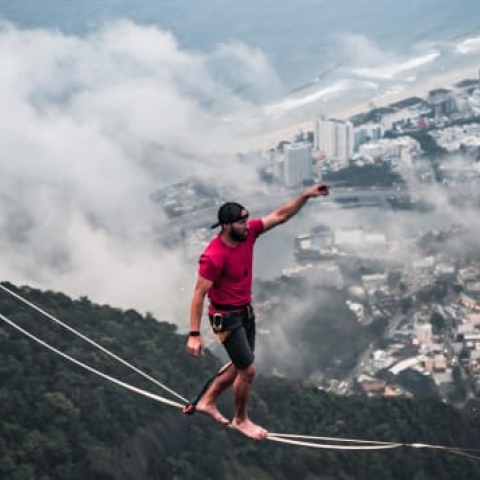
[209, 310, 255, 370]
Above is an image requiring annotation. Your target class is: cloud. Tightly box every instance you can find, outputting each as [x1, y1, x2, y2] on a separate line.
[1, 18, 478, 371]
[206, 40, 284, 104]
[337, 33, 391, 69]
[0, 20, 281, 319]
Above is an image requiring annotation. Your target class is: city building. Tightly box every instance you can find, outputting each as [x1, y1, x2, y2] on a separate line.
[294, 227, 336, 260]
[314, 116, 354, 167]
[283, 142, 313, 187]
[361, 273, 388, 291]
[427, 88, 457, 118]
[376, 97, 430, 131]
[282, 262, 344, 288]
[354, 122, 383, 151]
[414, 322, 433, 344]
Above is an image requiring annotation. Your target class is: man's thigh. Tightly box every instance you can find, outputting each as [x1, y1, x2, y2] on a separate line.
[223, 318, 255, 370]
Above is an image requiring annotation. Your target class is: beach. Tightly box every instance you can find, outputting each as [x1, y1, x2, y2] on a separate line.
[250, 66, 480, 151]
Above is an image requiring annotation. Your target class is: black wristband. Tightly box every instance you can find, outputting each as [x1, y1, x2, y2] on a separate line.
[189, 331, 201, 337]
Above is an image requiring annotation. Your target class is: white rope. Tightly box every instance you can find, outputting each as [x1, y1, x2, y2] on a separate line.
[1, 285, 479, 458]
[408, 443, 480, 460]
[441, 449, 480, 461]
[267, 436, 480, 456]
[267, 435, 480, 456]
[266, 435, 480, 457]
[0, 283, 188, 404]
[0, 311, 185, 410]
[268, 432, 402, 446]
[266, 435, 403, 450]
[0, 307, 407, 452]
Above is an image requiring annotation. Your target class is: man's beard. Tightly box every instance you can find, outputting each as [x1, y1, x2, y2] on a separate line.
[229, 228, 248, 242]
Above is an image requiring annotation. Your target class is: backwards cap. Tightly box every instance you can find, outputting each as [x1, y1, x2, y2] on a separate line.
[210, 202, 249, 229]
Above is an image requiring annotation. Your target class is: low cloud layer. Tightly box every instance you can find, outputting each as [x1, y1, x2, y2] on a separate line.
[1, 19, 479, 339]
[0, 20, 282, 319]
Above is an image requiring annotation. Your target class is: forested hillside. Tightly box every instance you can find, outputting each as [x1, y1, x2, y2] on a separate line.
[0, 282, 479, 480]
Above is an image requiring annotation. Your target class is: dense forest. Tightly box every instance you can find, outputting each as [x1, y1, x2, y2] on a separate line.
[1, 282, 480, 479]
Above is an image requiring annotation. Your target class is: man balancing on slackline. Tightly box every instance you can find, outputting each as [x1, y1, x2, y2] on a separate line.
[185, 183, 330, 440]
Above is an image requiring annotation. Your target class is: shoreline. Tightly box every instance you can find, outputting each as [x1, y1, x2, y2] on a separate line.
[249, 66, 480, 150]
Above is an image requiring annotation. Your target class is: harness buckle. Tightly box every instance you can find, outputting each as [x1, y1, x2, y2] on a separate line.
[212, 313, 223, 333]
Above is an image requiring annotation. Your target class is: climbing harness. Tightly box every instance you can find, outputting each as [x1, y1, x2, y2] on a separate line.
[209, 304, 253, 343]
[182, 362, 233, 417]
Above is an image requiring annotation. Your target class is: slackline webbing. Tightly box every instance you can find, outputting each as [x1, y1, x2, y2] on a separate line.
[1, 285, 479, 457]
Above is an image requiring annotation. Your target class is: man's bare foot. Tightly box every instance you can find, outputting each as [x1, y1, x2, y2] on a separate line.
[231, 417, 268, 440]
[195, 400, 230, 425]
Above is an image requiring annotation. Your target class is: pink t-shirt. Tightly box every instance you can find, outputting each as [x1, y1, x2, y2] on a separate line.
[198, 218, 264, 314]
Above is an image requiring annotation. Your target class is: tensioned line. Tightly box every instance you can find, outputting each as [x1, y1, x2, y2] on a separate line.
[1, 285, 479, 457]
[0, 311, 185, 410]
[0, 308, 402, 450]
[0, 283, 188, 404]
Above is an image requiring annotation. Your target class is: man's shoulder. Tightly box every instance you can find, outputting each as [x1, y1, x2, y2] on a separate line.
[248, 218, 265, 238]
[205, 234, 222, 249]
[198, 237, 224, 279]
[202, 235, 225, 259]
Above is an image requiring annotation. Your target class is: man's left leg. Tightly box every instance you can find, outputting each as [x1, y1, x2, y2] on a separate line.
[196, 311, 263, 431]
[195, 363, 237, 424]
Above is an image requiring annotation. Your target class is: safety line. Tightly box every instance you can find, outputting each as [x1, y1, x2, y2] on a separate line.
[266, 435, 403, 450]
[0, 308, 411, 452]
[408, 443, 480, 460]
[267, 432, 401, 445]
[1, 291, 480, 457]
[0, 283, 188, 404]
[441, 448, 480, 461]
[267, 435, 480, 456]
[0, 311, 185, 410]
[0, 311, 406, 453]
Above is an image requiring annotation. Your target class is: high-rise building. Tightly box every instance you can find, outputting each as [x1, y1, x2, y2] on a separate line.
[354, 123, 383, 150]
[283, 142, 312, 187]
[314, 116, 354, 166]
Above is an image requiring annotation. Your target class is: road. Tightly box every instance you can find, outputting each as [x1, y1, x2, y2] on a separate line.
[155, 185, 408, 242]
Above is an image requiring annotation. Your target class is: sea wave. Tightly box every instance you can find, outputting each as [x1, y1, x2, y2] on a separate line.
[351, 52, 440, 80]
[456, 35, 480, 54]
[263, 81, 349, 117]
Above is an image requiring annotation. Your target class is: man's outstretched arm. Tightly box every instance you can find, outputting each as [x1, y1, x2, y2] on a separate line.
[262, 183, 329, 232]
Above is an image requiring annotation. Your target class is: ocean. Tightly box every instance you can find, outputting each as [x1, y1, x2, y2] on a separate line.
[1, 0, 480, 126]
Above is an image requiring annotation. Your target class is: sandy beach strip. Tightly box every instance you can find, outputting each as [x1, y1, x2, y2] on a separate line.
[249, 66, 480, 150]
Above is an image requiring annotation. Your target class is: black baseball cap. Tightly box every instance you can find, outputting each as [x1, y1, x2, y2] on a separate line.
[210, 202, 249, 229]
